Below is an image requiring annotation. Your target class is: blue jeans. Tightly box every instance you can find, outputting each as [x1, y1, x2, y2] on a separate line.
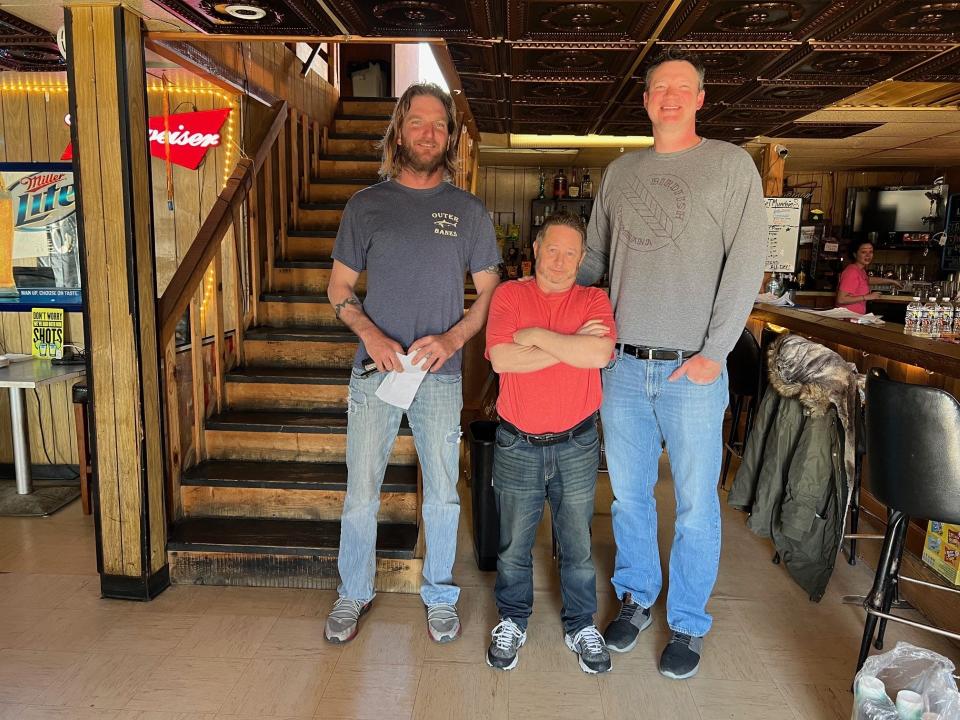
[337, 369, 463, 606]
[601, 352, 728, 637]
[493, 419, 600, 635]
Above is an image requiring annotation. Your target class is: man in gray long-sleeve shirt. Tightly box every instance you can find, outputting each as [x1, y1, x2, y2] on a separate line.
[578, 48, 767, 680]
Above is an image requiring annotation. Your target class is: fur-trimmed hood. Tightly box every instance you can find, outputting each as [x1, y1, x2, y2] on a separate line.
[767, 334, 860, 483]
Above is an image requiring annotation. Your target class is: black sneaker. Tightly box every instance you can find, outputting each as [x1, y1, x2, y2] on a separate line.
[486, 618, 526, 671]
[603, 592, 652, 652]
[659, 631, 703, 680]
[564, 625, 612, 674]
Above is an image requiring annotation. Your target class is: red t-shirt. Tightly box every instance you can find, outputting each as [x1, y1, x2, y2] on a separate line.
[485, 280, 616, 434]
[838, 264, 870, 314]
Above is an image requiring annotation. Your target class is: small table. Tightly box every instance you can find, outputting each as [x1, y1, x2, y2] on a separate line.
[0, 359, 86, 494]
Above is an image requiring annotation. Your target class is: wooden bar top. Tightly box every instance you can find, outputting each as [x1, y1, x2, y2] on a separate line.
[750, 305, 960, 378]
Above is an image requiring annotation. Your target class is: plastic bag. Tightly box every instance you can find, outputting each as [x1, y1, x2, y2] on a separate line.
[852, 642, 960, 720]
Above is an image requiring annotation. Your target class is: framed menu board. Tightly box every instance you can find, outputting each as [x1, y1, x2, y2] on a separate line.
[764, 196, 803, 273]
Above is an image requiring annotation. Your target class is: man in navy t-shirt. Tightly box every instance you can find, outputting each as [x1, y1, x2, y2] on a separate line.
[324, 83, 500, 645]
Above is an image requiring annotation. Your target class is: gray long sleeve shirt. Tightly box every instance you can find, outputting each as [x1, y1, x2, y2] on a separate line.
[578, 138, 767, 363]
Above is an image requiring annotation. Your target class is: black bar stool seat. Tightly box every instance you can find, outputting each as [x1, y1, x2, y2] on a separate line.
[855, 368, 960, 676]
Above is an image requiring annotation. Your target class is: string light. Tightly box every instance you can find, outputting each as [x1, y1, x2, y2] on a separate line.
[1, 81, 239, 324]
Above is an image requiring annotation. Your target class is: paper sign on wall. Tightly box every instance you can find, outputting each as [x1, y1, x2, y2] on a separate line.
[32, 307, 64, 358]
[764, 196, 803, 273]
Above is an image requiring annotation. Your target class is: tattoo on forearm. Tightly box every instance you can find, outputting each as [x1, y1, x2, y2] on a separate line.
[480, 264, 500, 275]
[333, 294, 361, 320]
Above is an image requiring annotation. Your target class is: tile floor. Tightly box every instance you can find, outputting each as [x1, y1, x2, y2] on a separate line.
[0, 457, 957, 719]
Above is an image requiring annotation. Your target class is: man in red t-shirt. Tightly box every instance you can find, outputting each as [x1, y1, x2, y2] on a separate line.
[483, 213, 616, 674]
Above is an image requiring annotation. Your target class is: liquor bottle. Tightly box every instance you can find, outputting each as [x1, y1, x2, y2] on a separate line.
[537, 168, 545, 200]
[552, 168, 567, 199]
[506, 246, 520, 279]
[520, 248, 532, 277]
[579, 204, 589, 227]
[581, 169, 593, 198]
[568, 168, 580, 198]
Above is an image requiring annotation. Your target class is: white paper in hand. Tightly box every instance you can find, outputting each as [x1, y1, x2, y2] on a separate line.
[374, 352, 429, 409]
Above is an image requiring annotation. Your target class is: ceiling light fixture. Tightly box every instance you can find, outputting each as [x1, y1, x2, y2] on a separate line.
[223, 4, 267, 20]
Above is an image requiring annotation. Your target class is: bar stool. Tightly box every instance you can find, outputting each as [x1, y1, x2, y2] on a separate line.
[71, 382, 92, 515]
[720, 329, 763, 489]
[855, 368, 960, 675]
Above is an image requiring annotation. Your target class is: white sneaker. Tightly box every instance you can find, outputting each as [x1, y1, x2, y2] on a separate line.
[426, 603, 461, 643]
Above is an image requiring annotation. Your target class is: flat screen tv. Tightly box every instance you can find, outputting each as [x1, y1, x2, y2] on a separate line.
[848, 185, 947, 239]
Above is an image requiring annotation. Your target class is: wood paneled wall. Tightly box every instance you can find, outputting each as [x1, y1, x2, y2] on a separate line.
[0, 44, 338, 469]
[476, 165, 604, 248]
[0, 84, 82, 466]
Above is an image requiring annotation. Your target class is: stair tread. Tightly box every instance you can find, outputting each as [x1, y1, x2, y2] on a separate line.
[168, 517, 417, 558]
[328, 132, 382, 140]
[206, 409, 410, 434]
[318, 154, 380, 162]
[287, 228, 337, 238]
[260, 292, 331, 303]
[245, 326, 356, 342]
[310, 177, 379, 185]
[337, 114, 392, 120]
[205, 410, 404, 435]
[226, 366, 352, 384]
[182, 459, 416, 491]
[275, 259, 332, 269]
[301, 202, 346, 210]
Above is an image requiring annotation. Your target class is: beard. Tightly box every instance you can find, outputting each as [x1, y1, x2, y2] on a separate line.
[399, 143, 445, 174]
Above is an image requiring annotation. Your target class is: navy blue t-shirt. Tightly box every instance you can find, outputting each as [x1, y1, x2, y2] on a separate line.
[333, 179, 499, 374]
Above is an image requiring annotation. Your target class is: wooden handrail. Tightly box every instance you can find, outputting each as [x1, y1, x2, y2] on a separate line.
[157, 166, 252, 344]
[156, 101, 289, 344]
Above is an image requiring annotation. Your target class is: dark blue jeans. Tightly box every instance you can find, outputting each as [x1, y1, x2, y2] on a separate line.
[492, 419, 600, 635]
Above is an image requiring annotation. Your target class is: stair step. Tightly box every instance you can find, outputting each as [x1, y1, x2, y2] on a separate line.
[301, 202, 346, 211]
[207, 408, 409, 434]
[226, 366, 352, 384]
[327, 136, 380, 156]
[182, 459, 416, 492]
[288, 229, 338, 237]
[340, 98, 397, 117]
[296, 205, 344, 232]
[333, 117, 389, 135]
[319, 154, 380, 162]
[169, 517, 416, 557]
[168, 517, 420, 591]
[259, 293, 338, 327]
[179, 460, 417, 523]
[225, 366, 351, 410]
[337, 114, 392, 121]
[204, 409, 416, 463]
[243, 326, 358, 369]
[276, 259, 333, 269]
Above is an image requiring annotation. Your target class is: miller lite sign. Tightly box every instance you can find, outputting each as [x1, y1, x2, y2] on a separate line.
[62, 107, 231, 170]
[0, 163, 82, 310]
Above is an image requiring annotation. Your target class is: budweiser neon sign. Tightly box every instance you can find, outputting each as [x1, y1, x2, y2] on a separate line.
[61, 108, 231, 170]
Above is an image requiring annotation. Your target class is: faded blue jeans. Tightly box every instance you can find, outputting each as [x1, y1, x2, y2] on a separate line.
[337, 368, 463, 606]
[493, 419, 600, 635]
[601, 351, 728, 637]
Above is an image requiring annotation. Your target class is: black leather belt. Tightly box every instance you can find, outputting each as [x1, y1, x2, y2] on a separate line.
[620, 343, 696, 361]
[499, 414, 597, 447]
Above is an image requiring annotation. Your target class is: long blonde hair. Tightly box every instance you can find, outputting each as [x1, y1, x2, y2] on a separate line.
[379, 83, 459, 179]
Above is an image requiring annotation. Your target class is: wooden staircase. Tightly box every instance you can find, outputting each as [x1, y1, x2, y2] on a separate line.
[164, 97, 424, 591]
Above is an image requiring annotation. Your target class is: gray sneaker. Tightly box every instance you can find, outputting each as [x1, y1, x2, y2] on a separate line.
[426, 603, 461, 643]
[565, 624, 612, 674]
[486, 618, 527, 670]
[659, 631, 703, 680]
[324, 597, 372, 643]
[603, 592, 652, 652]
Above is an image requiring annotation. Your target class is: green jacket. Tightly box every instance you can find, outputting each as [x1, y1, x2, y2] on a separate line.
[728, 386, 848, 601]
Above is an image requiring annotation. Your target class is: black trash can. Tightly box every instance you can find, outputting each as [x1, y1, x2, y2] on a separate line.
[468, 420, 500, 571]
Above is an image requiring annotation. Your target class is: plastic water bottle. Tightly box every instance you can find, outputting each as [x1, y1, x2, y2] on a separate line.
[931, 297, 944, 338]
[940, 297, 954, 340]
[904, 296, 922, 335]
[918, 298, 937, 338]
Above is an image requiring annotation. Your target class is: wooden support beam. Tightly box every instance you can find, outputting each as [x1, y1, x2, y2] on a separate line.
[66, 4, 169, 600]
